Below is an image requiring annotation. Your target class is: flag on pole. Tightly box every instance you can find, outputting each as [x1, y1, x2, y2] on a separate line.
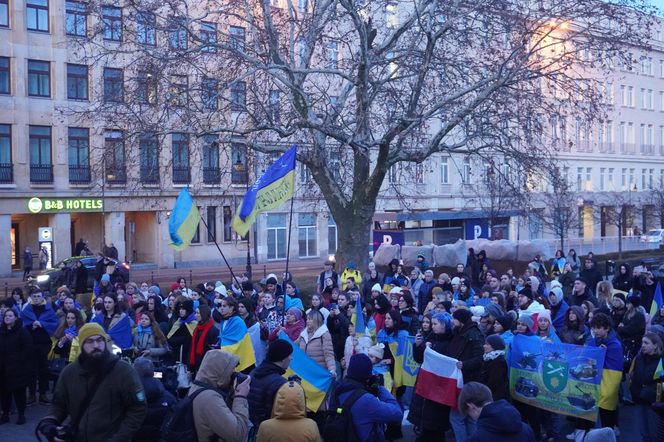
[168, 188, 201, 251]
[649, 282, 663, 317]
[415, 346, 464, 408]
[654, 357, 664, 381]
[232, 145, 297, 237]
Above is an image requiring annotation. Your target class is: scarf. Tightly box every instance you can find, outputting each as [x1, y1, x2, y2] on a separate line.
[65, 325, 78, 337]
[136, 325, 152, 335]
[180, 312, 196, 325]
[483, 350, 505, 361]
[190, 319, 215, 367]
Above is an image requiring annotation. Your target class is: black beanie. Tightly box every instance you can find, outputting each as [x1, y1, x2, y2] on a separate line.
[496, 315, 513, 331]
[486, 334, 506, 351]
[266, 276, 278, 285]
[627, 294, 641, 308]
[241, 281, 254, 292]
[346, 354, 373, 381]
[266, 339, 294, 363]
[453, 308, 472, 324]
[518, 287, 533, 300]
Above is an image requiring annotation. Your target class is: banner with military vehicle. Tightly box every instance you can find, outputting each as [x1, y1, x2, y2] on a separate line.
[508, 335, 607, 421]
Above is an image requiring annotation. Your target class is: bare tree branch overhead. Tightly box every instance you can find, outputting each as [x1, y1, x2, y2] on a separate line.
[60, 0, 656, 268]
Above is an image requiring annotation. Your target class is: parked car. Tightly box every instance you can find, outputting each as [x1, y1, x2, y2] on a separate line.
[640, 229, 664, 243]
[36, 256, 130, 292]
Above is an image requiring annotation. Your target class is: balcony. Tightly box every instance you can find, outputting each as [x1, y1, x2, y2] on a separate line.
[0, 163, 12, 183]
[640, 144, 655, 155]
[598, 142, 616, 154]
[231, 169, 248, 185]
[619, 143, 636, 154]
[203, 167, 220, 184]
[69, 165, 91, 184]
[140, 166, 159, 184]
[30, 164, 53, 183]
[172, 166, 191, 184]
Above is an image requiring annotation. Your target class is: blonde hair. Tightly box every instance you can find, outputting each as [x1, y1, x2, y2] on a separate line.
[306, 309, 324, 330]
[596, 281, 613, 305]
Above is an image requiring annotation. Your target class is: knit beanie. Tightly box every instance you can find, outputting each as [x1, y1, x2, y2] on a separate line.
[518, 287, 533, 300]
[101, 274, 110, 283]
[452, 308, 472, 324]
[517, 314, 534, 330]
[266, 339, 294, 363]
[78, 322, 109, 345]
[482, 303, 503, 319]
[133, 357, 154, 377]
[371, 283, 382, 293]
[451, 277, 461, 286]
[538, 309, 552, 323]
[496, 315, 513, 331]
[627, 293, 641, 307]
[346, 353, 373, 381]
[368, 343, 385, 360]
[241, 281, 254, 292]
[486, 334, 506, 351]
[613, 292, 626, 308]
[550, 287, 564, 305]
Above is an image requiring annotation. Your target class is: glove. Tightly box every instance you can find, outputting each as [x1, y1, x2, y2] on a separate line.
[37, 417, 59, 441]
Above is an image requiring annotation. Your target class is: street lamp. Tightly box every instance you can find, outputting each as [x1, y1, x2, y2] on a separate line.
[233, 155, 252, 279]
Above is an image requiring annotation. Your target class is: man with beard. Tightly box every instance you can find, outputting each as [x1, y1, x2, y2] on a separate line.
[38, 323, 146, 441]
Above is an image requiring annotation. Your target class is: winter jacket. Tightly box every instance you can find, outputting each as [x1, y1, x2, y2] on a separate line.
[0, 321, 33, 389]
[467, 400, 536, 442]
[133, 376, 176, 442]
[256, 382, 322, 442]
[612, 272, 633, 293]
[190, 350, 249, 442]
[399, 308, 421, 336]
[558, 306, 590, 345]
[326, 310, 350, 361]
[629, 352, 661, 404]
[417, 279, 437, 314]
[617, 310, 646, 363]
[570, 287, 599, 308]
[336, 379, 403, 442]
[559, 271, 576, 300]
[133, 328, 168, 363]
[480, 353, 509, 401]
[446, 321, 485, 383]
[248, 360, 288, 426]
[580, 267, 603, 295]
[296, 325, 336, 373]
[46, 354, 147, 442]
[343, 334, 373, 368]
[550, 300, 570, 331]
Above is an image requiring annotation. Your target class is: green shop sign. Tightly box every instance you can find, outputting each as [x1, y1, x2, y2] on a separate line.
[27, 197, 104, 213]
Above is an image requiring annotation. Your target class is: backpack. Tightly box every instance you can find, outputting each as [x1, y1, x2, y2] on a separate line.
[159, 385, 212, 442]
[322, 387, 367, 442]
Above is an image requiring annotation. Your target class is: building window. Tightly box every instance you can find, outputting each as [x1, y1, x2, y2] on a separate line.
[191, 207, 201, 243]
[29, 125, 52, 183]
[139, 133, 159, 184]
[608, 168, 614, 190]
[68, 127, 90, 183]
[267, 214, 287, 260]
[66, 64, 88, 100]
[104, 130, 125, 183]
[328, 217, 337, 254]
[65, 1, 87, 36]
[0, 0, 8, 27]
[298, 162, 310, 183]
[269, 89, 280, 121]
[202, 134, 219, 183]
[201, 77, 218, 110]
[136, 71, 157, 104]
[222, 206, 233, 242]
[528, 210, 544, 239]
[440, 157, 449, 184]
[27, 60, 50, 97]
[388, 164, 398, 183]
[0, 124, 12, 183]
[136, 12, 155, 45]
[327, 41, 338, 69]
[462, 158, 471, 184]
[168, 17, 187, 50]
[27, 0, 49, 32]
[200, 21, 217, 52]
[171, 133, 190, 184]
[599, 167, 605, 191]
[206, 206, 216, 242]
[621, 168, 627, 188]
[576, 167, 583, 191]
[231, 143, 247, 184]
[0, 57, 9, 94]
[230, 81, 246, 111]
[103, 67, 123, 102]
[102, 6, 122, 41]
[169, 75, 187, 107]
[229, 26, 245, 51]
[298, 213, 317, 258]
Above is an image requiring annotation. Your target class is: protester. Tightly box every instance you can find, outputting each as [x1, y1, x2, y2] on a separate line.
[558, 305, 590, 346]
[167, 297, 197, 365]
[132, 357, 176, 442]
[296, 310, 336, 380]
[628, 332, 663, 442]
[617, 294, 646, 371]
[52, 309, 84, 362]
[188, 349, 251, 442]
[0, 309, 33, 425]
[38, 323, 146, 441]
[189, 305, 218, 372]
[480, 334, 509, 401]
[458, 382, 535, 442]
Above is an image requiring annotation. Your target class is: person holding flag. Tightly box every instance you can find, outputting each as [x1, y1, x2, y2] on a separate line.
[218, 297, 256, 372]
[628, 331, 663, 442]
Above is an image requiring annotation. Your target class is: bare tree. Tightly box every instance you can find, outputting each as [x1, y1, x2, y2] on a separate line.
[61, 0, 655, 269]
[534, 169, 580, 252]
[645, 177, 664, 229]
[598, 190, 639, 260]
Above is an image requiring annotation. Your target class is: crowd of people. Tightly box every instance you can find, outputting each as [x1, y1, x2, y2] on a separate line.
[0, 248, 663, 441]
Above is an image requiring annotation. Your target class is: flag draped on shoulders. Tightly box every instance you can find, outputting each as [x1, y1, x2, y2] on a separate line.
[91, 313, 133, 350]
[278, 331, 333, 412]
[168, 188, 201, 251]
[388, 334, 419, 388]
[219, 315, 255, 372]
[21, 302, 59, 336]
[415, 346, 463, 408]
[232, 146, 297, 237]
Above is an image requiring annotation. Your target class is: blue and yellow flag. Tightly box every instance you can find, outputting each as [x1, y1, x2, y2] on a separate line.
[232, 146, 297, 237]
[389, 335, 419, 388]
[655, 358, 664, 381]
[351, 301, 366, 337]
[279, 331, 333, 412]
[650, 282, 663, 317]
[168, 188, 201, 251]
[219, 316, 256, 372]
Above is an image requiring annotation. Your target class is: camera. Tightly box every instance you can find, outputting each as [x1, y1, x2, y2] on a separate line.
[368, 373, 384, 387]
[231, 371, 248, 385]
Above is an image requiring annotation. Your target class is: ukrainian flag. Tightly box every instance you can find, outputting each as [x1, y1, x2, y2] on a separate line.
[279, 331, 334, 412]
[168, 188, 201, 251]
[232, 146, 297, 237]
[390, 335, 419, 388]
[219, 315, 256, 372]
[654, 358, 664, 381]
[351, 300, 367, 336]
[598, 334, 623, 411]
[649, 282, 663, 316]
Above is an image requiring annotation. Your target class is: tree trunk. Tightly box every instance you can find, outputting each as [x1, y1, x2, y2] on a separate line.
[331, 205, 375, 274]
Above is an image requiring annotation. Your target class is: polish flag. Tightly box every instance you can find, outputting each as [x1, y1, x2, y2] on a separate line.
[414, 346, 464, 408]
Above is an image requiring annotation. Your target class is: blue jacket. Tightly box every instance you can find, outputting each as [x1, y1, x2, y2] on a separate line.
[417, 279, 437, 314]
[336, 380, 403, 442]
[468, 400, 535, 442]
[551, 301, 569, 331]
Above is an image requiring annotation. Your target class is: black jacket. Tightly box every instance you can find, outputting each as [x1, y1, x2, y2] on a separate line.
[480, 355, 509, 401]
[326, 310, 350, 361]
[617, 310, 646, 363]
[468, 400, 536, 442]
[629, 352, 661, 405]
[248, 360, 287, 426]
[447, 321, 485, 383]
[0, 322, 33, 389]
[579, 267, 603, 294]
[133, 377, 176, 442]
[399, 308, 420, 336]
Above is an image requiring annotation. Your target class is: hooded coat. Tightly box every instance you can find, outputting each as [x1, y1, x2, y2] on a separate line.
[467, 400, 536, 442]
[256, 382, 322, 442]
[611, 263, 633, 293]
[190, 350, 249, 442]
[248, 360, 288, 426]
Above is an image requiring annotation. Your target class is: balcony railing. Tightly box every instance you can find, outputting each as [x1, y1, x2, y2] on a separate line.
[619, 143, 636, 154]
[203, 167, 220, 184]
[231, 169, 248, 185]
[140, 166, 159, 184]
[598, 142, 616, 154]
[69, 165, 91, 184]
[640, 144, 654, 155]
[106, 167, 127, 184]
[172, 166, 191, 184]
[30, 164, 53, 183]
[0, 163, 13, 183]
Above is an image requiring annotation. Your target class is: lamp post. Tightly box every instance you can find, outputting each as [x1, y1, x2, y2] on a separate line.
[233, 156, 252, 279]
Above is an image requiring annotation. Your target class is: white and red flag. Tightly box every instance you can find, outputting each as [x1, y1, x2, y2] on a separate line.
[414, 346, 464, 408]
